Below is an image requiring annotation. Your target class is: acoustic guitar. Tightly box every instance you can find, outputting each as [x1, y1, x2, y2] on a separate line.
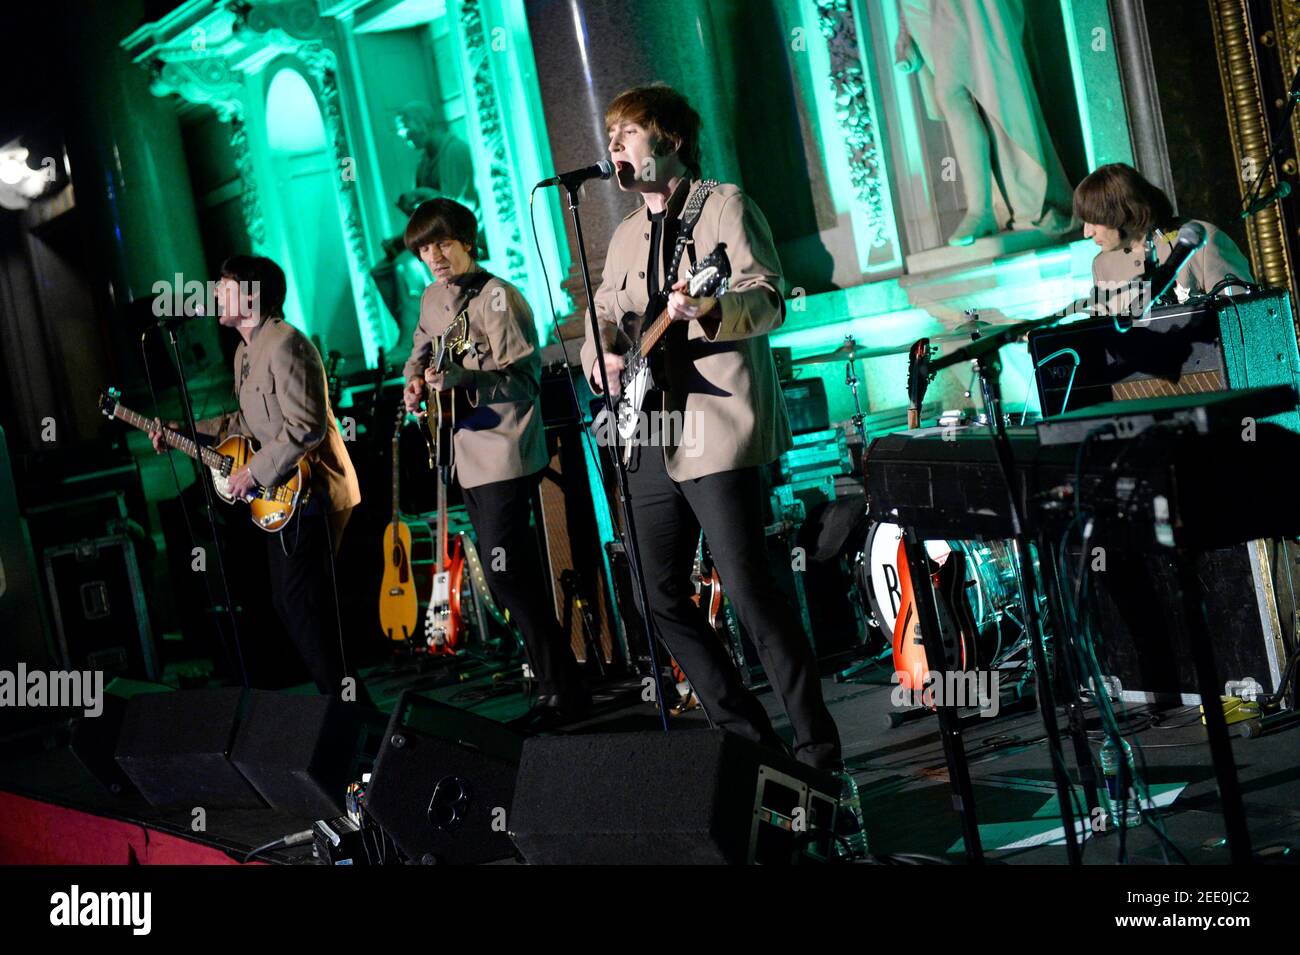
[379, 399, 421, 642]
[99, 388, 308, 532]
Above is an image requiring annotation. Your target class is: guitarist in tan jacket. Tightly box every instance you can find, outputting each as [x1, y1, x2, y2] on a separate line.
[150, 255, 367, 706]
[401, 199, 588, 721]
[581, 85, 842, 771]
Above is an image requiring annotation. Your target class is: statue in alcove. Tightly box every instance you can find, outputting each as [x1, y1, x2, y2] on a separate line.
[893, 0, 1074, 246]
[371, 102, 481, 341]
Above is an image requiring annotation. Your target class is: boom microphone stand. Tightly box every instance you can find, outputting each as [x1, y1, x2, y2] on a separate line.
[562, 181, 671, 733]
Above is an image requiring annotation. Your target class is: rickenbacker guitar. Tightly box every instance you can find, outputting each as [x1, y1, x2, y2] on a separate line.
[609, 241, 732, 464]
[99, 388, 308, 532]
[890, 541, 981, 702]
[379, 399, 422, 642]
[420, 301, 473, 655]
[906, 337, 932, 430]
[671, 536, 732, 712]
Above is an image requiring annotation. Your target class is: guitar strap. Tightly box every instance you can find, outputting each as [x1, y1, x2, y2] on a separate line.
[667, 179, 719, 291]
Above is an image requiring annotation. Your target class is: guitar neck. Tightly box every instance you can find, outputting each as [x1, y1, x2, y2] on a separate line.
[633, 307, 673, 363]
[391, 437, 400, 526]
[436, 480, 448, 568]
[112, 404, 226, 471]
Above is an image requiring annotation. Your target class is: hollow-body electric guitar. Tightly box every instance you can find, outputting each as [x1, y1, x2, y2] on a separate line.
[99, 388, 308, 532]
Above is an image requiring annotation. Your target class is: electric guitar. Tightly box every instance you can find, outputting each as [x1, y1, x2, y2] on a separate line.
[671, 536, 731, 712]
[608, 242, 732, 463]
[420, 306, 473, 655]
[379, 400, 421, 642]
[891, 541, 981, 703]
[417, 303, 473, 470]
[99, 388, 308, 532]
[906, 337, 931, 430]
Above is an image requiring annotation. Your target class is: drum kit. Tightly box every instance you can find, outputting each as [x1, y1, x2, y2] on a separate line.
[793, 322, 1030, 700]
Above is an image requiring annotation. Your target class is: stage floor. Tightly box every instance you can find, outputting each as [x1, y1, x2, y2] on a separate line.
[2, 655, 1298, 865]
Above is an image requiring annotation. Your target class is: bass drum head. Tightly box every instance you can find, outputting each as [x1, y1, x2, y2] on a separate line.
[863, 521, 951, 635]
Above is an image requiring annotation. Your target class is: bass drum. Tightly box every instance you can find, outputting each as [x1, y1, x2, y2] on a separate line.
[862, 522, 951, 637]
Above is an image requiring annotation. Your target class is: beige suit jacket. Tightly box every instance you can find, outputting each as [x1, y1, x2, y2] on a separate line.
[196, 318, 361, 513]
[402, 270, 548, 489]
[580, 178, 792, 482]
[1091, 219, 1254, 315]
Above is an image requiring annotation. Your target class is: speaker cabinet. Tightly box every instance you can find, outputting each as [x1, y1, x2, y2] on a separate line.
[364, 691, 523, 864]
[510, 730, 839, 865]
[230, 690, 375, 818]
[115, 687, 262, 808]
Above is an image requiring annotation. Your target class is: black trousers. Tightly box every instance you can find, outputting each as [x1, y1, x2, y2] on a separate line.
[265, 495, 373, 707]
[462, 472, 585, 697]
[626, 446, 842, 769]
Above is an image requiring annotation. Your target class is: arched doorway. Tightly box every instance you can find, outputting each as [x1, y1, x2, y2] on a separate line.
[264, 67, 360, 364]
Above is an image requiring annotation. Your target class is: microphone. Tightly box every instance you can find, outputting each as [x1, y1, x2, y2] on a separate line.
[536, 159, 615, 191]
[1141, 221, 1207, 311]
[1240, 180, 1292, 219]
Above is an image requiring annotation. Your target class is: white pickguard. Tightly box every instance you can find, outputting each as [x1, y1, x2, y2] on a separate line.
[617, 363, 652, 441]
[425, 570, 452, 648]
[210, 466, 235, 504]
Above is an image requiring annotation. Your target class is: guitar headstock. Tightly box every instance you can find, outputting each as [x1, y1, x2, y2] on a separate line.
[687, 243, 731, 299]
[393, 395, 408, 439]
[98, 387, 120, 418]
[906, 338, 932, 427]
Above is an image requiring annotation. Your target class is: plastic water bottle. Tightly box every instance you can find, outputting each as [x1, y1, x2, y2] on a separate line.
[835, 771, 869, 860]
[1100, 735, 1143, 829]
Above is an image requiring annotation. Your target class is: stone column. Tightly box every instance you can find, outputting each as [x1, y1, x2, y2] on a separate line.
[525, 0, 743, 313]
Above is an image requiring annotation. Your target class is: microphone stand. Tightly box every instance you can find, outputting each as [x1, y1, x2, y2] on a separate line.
[1240, 57, 1300, 217]
[562, 181, 671, 733]
[159, 321, 249, 687]
[927, 306, 1087, 864]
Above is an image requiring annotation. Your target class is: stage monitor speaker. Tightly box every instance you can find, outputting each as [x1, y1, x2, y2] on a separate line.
[114, 687, 263, 809]
[509, 730, 840, 865]
[364, 691, 523, 864]
[69, 678, 172, 796]
[230, 690, 377, 819]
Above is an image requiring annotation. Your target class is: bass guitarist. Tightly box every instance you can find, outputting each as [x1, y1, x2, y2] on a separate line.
[401, 198, 589, 723]
[149, 255, 368, 705]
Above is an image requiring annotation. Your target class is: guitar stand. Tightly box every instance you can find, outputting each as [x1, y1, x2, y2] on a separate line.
[900, 529, 985, 862]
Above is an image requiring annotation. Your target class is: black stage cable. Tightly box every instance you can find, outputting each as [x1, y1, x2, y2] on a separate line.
[140, 329, 249, 687]
[242, 828, 313, 864]
[1058, 438, 1191, 864]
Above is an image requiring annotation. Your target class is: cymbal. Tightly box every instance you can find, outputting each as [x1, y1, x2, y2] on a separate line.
[790, 326, 994, 367]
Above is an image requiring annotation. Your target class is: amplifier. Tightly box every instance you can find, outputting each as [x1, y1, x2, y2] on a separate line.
[780, 377, 830, 434]
[1028, 288, 1300, 433]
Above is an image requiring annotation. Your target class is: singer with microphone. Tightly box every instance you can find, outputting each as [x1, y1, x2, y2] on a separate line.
[1075, 163, 1253, 316]
[579, 84, 843, 772]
